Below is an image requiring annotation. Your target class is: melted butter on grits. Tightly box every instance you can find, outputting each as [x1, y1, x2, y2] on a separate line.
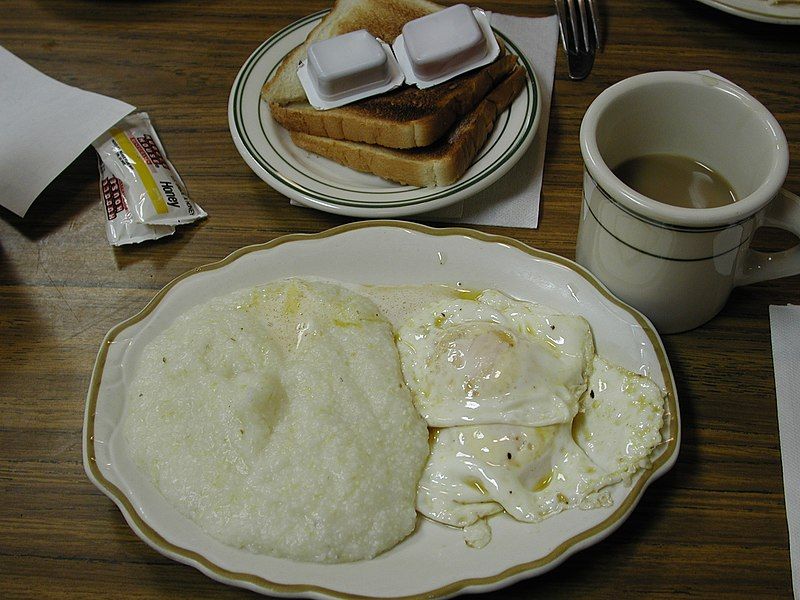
[123, 279, 429, 564]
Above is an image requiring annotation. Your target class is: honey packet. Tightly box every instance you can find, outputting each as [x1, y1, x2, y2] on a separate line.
[93, 112, 205, 226]
[98, 159, 174, 246]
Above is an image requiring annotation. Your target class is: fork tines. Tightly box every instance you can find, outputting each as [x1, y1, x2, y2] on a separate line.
[556, 0, 600, 54]
[555, 0, 601, 80]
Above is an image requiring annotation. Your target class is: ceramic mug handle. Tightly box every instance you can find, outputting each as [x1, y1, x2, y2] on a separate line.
[737, 188, 800, 286]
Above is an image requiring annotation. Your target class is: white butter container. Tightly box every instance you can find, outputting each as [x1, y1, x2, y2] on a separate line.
[393, 4, 500, 89]
[297, 29, 405, 110]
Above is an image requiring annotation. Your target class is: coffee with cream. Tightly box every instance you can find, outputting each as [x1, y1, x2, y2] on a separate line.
[612, 153, 738, 209]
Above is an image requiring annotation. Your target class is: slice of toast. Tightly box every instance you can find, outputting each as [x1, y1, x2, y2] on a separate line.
[271, 55, 517, 149]
[263, 0, 510, 149]
[289, 65, 526, 187]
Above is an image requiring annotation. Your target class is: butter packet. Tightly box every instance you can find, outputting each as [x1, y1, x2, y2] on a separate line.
[93, 112, 206, 226]
[392, 5, 500, 89]
[297, 30, 405, 110]
[98, 159, 174, 246]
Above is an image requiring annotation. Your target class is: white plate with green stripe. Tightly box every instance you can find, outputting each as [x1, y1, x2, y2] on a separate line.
[228, 11, 540, 218]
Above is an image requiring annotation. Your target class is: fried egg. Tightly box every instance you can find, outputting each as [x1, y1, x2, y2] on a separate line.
[416, 355, 665, 542]
[396, 290, 595, 427]
[573, 356, 666, 479]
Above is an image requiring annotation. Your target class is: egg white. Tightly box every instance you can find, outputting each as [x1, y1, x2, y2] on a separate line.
[573, 356, 666, 479]
[416, 355, 665, 531]
[396, 290, 595, 428]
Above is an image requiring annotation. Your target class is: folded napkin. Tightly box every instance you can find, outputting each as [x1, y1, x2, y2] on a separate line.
[769, 304, 800, 599]
[0, 45, 134, 217]
[429, 13, 559, 228]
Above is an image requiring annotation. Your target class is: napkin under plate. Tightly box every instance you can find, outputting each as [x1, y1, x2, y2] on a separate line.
[441, 13, 558, 229]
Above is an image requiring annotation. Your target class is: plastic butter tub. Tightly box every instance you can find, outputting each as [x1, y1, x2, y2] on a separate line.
[297, 29, 404, 110]
[393, 4, 500, 89]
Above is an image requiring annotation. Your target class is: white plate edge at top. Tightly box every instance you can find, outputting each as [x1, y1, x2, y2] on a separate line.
[695, 0, 800, 23]
[227, 11, 541, 218]
[83, 222, 681, 600]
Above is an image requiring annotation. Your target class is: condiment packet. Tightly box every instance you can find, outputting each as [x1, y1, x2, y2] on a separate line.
[393, 5, 500, 89]
[297, 30, 404, 110]
[93, 112, 206, 226]
[98, 159, 174, 246]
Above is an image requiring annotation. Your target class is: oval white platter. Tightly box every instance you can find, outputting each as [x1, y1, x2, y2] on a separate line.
[228, 12, 540, 218]
[83, 221, 680, 599]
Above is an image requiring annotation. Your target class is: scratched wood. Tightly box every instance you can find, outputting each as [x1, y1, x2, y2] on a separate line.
[1, 0, 798, 598]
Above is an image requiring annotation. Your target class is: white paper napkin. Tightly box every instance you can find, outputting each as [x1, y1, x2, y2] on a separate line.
[0, 45, 135, 217]
[769, 304, 800, 599]
[429, 13, 559, 228]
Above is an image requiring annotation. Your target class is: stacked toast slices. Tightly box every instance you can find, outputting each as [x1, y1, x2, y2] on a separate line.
[262, 0, 527, 187]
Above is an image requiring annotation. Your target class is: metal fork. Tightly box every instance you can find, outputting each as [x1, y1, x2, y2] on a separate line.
[554, 0, 601, 80]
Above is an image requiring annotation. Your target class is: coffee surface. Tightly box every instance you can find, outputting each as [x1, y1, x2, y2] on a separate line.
[612, 153, 738, 209]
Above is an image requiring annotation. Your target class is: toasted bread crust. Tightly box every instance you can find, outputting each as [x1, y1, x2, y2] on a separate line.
[270, 55, 517, 149]
[290, 65, 527, 187]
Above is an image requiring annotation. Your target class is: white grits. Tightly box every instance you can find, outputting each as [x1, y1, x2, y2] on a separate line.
[123, 279, 429, 563]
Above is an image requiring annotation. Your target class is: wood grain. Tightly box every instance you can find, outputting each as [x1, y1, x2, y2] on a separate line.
[1, 1, 798, 598]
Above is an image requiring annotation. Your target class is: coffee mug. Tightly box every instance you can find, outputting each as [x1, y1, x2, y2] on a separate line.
[576, 71, 800, 333]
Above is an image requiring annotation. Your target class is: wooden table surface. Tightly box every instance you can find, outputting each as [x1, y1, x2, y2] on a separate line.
[2, 0, 798, 598]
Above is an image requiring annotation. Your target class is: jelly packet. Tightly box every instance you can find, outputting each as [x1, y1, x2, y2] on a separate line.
[93, 112, 206, 226]
[98, 159, 174, 246]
